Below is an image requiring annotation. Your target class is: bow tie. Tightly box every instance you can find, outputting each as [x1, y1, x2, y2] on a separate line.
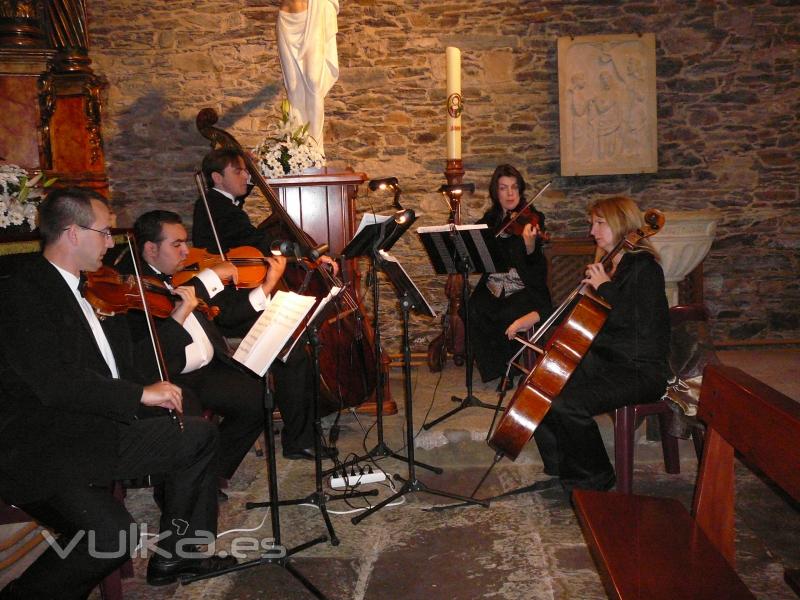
[156, 272, 173, 286]
[78, 273, 88, 297]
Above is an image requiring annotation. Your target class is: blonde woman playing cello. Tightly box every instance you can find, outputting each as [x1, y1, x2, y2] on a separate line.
[515, 196, 670, 491]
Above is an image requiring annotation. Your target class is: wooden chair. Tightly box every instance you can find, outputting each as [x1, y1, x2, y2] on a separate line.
[0, 498, 125, 600]
[612, 303, 709, 494]
[573, 365, 800, 600]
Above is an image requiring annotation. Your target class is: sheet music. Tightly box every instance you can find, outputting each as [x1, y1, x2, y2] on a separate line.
[279, 286, 343, 360]
[416, 223, 487, 234]
[416, 223, 505, 275]
[233, 290, 317, 376]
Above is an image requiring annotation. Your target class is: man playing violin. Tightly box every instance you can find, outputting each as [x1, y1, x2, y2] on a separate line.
[192, 147, 338, 273]
[124, 209, 329, 467]
[0, 188, 236, 598]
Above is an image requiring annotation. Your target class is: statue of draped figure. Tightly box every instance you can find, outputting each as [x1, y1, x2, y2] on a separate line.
[277, 0, 339, 155]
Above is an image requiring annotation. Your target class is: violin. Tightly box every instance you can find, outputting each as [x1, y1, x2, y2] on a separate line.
[496, 203, 551, 240]
[83, 264, 220, 320]
[172, 246, 277, 288]
[495, 181, 552, 241]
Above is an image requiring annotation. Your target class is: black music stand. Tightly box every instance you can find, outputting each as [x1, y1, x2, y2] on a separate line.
[333, 210, 442, 476]
[181, 365, 329, 598]
[352, 252, 487, 524]
[245, 294, 378, 546]
[419, 225, 507, 430]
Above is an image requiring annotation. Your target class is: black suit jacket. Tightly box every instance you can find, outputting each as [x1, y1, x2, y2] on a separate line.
[0, 255, 144, 504]
[116, 259, 262, 376]
[192, 188, 273, 255]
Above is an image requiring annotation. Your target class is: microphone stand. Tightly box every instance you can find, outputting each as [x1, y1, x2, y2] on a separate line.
[246, 322, 377, 545]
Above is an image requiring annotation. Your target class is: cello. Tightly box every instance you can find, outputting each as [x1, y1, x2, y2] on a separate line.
[195, 108, 380, 414]
[488, 209, 665, 460]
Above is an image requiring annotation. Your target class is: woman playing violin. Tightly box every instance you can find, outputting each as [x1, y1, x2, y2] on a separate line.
[532, 195, 670, 491]
[469, 164, 552, 389]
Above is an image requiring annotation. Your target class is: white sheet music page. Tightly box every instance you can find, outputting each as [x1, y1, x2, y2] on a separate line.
[279, 286, 343, 361]
[233, 290, 317, 376]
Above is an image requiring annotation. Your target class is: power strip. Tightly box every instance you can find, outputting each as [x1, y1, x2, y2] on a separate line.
[330, 470, 386, 489]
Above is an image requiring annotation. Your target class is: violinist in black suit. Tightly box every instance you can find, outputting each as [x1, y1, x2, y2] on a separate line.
[0, 189, 235, 598]
[126, 210, 326, 463]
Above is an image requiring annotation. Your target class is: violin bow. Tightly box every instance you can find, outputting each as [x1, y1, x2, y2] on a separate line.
[495, 180, 552, 237]
[194, 171, 228, 260]
[126, 233, 184, 431]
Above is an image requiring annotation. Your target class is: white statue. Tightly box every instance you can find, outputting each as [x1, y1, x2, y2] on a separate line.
[277, 0, 339, 154]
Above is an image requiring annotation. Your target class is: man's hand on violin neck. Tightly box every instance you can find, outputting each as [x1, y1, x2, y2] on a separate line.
[265, 256, 287, 283]
[211, 261, 239, 285]
[170, 285, 200, 324]
[141, 381, 183, 413]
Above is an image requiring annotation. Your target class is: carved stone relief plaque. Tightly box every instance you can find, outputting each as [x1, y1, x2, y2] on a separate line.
[558, 33, 657, 176]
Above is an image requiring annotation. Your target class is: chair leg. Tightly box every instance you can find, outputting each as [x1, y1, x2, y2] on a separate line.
[691, 426, 705, 461]
[614, 406, 635, 494]
[99, 569, 123, 600]
[657, 412, 681, 474]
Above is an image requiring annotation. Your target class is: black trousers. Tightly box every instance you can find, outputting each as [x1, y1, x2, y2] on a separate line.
[533, 360, 666, 486]
[6, 416, 218, 600]
[271, 345, 315, 452]
[175, 360, 265, 479]
[469, 285, 541, 382]
[176, 347, 314, 475]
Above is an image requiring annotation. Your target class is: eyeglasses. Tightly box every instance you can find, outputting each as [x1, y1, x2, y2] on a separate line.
[67, 225, 113, 239]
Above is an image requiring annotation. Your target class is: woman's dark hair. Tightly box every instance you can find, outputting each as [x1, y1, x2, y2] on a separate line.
[485, 164, 527, 227]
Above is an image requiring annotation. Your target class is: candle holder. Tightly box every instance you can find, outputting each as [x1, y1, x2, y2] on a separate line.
[444, 159, 464, 186]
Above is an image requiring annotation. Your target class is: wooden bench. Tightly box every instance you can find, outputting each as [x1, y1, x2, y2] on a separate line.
[572, 364, 800, 599]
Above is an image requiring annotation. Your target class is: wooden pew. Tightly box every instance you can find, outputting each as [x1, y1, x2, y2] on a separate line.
[572, 364, 800, 600]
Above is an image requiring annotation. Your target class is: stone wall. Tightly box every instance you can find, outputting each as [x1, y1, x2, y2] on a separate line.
[87, 0, 800, 350]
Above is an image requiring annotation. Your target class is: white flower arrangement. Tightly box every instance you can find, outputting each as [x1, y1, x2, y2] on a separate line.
[253, 100, 325, 178]
[0, 163, 56, 231]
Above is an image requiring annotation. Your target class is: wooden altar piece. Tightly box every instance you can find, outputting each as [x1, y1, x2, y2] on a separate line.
[266, 168, 396, 414]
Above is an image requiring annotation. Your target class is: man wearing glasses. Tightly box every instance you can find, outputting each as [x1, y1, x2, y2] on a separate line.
[0, 188, 236, 598]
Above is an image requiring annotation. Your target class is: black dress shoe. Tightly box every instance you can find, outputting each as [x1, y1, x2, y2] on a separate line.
[282, 445, 339, 461]
[147, 551, 238, 586]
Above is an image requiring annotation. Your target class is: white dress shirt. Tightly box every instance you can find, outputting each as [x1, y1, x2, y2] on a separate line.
[52, 262, 120, 379]
[151, 264, 269, 373]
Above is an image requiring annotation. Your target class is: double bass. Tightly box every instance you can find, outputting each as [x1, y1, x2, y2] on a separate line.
[488, 209, 665, 460]
[195, 108, 379, 414]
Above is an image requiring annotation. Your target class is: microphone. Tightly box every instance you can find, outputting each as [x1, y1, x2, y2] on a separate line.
[270, 239, 301, 259]
[270, 240, 331, 262]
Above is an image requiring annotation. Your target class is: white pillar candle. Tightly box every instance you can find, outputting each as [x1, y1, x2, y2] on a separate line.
[446, 46, 462, 160]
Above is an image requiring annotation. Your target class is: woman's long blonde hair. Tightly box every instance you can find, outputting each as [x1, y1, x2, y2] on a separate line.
[588, 196, 660, 262]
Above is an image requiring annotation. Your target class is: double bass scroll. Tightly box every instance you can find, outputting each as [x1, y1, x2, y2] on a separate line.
[195, 108, 382, 413]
